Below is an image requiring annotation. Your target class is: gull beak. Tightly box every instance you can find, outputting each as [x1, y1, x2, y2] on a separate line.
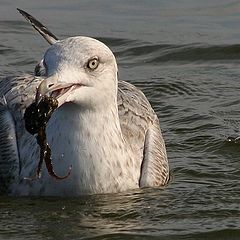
[35, 74, 73, 105]
[35, 75, 58, 105]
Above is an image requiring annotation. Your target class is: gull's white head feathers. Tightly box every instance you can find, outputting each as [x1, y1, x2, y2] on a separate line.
[37, 36, 118, 109]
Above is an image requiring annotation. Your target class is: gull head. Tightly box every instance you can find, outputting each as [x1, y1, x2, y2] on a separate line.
[36, 36, 118, 109]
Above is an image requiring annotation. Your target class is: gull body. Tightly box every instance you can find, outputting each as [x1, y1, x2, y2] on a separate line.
[0, 12, 169, 196]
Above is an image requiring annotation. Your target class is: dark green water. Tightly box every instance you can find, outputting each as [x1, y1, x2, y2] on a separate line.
[0, 1, 240, 239]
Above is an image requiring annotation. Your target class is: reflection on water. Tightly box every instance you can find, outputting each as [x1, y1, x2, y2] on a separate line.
[0, 0, 240, 239]
[1, 185, 240, 239]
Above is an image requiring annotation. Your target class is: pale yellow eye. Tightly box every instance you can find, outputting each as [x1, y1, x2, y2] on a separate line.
[87, 58, 99, 70]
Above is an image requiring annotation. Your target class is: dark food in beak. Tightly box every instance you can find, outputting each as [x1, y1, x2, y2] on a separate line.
[24, 96, 71, 180]
[24, 96, 58, 135]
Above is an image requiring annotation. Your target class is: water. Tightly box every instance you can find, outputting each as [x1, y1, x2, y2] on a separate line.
[0, 0, 240, 239]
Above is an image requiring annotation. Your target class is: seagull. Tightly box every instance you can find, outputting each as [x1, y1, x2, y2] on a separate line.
[0, 9, 169, 196]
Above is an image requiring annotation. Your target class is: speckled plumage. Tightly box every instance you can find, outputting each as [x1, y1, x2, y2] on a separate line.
[0, 12, 169, 196]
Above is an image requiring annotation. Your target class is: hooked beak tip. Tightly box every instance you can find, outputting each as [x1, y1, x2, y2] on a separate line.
[35, 80, 48, 105]
[35, 75, 58, 105]
[35, 92, 43, 105]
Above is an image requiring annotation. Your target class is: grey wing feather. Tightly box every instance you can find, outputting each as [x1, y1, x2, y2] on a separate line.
[0, 75, 40, 194]
[0, 103, 20, 194]
[118, 80, 154, 147]
[17, 8, 58, 45]
[139, 117, 169, 187]
[118, 80, 169, 187]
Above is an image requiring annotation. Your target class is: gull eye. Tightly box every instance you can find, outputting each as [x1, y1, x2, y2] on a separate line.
[87, 57, 99, 70]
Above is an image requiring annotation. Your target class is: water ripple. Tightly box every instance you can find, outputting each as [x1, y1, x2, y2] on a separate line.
[114, 42, 240, 65]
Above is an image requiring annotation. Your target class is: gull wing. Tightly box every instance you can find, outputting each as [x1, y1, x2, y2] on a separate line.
[139, 117, 169, 187]
[0, 103, 19, 194]
[118, 80, 169, 187]
[0, 75, 40, 194]
[17, 8, 58, 45]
